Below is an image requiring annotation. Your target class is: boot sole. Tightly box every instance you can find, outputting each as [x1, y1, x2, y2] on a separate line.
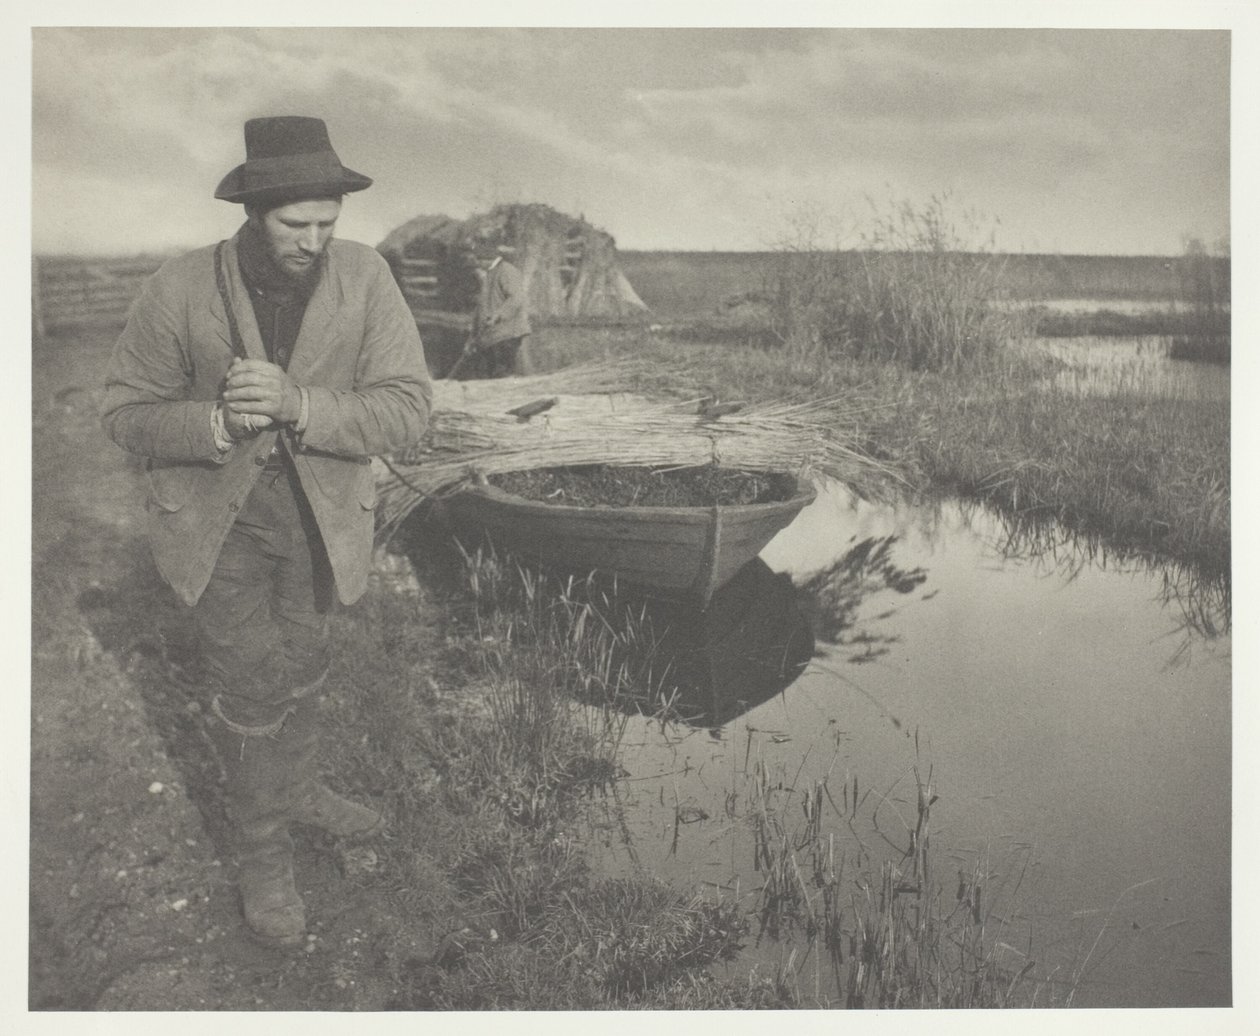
[292, 812, 387, 842]
[246, 925, 307, 950]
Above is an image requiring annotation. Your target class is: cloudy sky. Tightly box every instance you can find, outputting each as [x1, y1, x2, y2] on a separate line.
[31, 24, 1231, 257]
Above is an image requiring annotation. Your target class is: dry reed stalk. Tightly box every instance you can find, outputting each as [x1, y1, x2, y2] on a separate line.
[430, 358, 657, 413]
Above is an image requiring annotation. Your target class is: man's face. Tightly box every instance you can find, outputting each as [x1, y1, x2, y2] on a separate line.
[249, 197, 342, 282]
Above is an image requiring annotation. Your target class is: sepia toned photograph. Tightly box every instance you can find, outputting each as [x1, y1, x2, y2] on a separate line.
[24, 12, 1243, 1019]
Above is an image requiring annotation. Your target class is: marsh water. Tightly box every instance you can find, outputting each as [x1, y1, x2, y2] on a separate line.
[586, 339, 1231, 1008]
[1031, 334, 1230, 400]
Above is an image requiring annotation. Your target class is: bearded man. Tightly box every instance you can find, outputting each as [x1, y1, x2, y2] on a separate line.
[101, 116, 432, 948]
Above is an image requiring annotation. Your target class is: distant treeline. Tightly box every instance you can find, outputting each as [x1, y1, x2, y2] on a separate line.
[618, 250, 1231, 321]
[32, 249, 1230, 339]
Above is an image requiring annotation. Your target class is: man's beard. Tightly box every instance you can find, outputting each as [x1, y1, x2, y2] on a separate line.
[242, 222, 326, 296]
[264, 244, 325, 295]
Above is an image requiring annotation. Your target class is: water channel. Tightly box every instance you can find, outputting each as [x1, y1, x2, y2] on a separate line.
[585, 477, 1230, 1007]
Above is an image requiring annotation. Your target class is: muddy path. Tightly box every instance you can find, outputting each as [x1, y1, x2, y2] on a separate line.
[29, 330, 458, 1010]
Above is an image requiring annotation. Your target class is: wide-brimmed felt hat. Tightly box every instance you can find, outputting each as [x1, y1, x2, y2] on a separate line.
[215, 116, 372, 205]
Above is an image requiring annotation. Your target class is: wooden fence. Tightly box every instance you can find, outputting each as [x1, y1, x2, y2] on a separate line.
[33, 255, 166, 337]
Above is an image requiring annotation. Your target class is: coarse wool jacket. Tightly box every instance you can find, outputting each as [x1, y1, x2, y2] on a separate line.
[101, 229, 432, 607]
[474, 258, 532, 345]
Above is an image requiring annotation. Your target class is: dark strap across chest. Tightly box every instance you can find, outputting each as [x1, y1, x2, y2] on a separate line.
[214, 241, 247, 360]
[214, 240, 308, 371]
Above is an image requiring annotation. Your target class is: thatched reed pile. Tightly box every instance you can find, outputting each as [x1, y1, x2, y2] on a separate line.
[378, 202, 651, 324]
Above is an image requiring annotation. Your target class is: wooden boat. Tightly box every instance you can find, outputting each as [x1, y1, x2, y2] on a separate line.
[442, 470, 816, 605]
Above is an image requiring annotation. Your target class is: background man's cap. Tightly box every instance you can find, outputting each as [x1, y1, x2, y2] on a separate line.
[214, 116, 372, 205]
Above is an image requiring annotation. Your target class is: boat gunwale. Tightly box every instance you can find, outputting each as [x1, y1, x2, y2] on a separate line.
[453, 470, 818, 522]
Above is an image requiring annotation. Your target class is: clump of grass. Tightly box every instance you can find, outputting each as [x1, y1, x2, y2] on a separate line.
[453, 547, 641, 825]
[767, 194, 1029, 371]
[452, 825, 587, 940]
[572, 880, 748, 997]
[391, 871, 755, 1009]
[914, 366, 1230, 587]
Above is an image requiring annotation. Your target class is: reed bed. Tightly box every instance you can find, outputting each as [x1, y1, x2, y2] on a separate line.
[765, 194, 1029, 371]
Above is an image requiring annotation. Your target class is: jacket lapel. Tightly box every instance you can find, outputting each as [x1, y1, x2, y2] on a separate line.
[212, 234, 267, 361]
[287, 251, 343, 379]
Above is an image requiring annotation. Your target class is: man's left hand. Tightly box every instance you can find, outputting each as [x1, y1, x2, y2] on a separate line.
[222, 358, 302, 426]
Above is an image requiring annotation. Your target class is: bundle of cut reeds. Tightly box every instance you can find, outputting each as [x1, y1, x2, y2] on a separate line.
[430, 357, 659, 412]
[376, 362, 892, 538]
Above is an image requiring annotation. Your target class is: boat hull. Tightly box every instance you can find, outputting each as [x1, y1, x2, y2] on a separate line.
[443, 472, 816, 603]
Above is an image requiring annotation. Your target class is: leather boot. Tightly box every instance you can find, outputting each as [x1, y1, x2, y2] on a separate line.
[285, 699, 386, 840]
[210, 710, 307, 949]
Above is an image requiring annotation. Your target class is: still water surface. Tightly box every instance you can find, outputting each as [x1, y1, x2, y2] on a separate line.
[587, 483, 1231, 1007]
[1030, 334, 1229, 400]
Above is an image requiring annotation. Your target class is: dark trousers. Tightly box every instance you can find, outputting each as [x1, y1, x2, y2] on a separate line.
[464, 334, 532, 379]
[194, 458, 335, 732]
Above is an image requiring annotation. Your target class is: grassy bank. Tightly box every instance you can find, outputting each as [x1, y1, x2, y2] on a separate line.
[1030, 305, 1230, 342]
[528, 324, 1229, 590]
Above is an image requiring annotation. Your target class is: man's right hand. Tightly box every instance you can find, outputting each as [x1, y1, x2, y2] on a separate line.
[222, 406, 269, 440]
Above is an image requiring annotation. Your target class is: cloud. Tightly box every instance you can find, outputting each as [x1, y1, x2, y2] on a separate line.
[29, 27, 1231, 255]
[628, 29, 1221, 181]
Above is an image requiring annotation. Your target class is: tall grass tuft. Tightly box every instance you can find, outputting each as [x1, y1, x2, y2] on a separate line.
[743, 751, 1037, 1008]
[455, 546, 639, 825]
[768, 194, 1029, 371]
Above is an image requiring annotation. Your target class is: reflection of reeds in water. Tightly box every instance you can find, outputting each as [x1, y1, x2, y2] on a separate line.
[952, 496, 1231, 644]
[795, 535, 928, 649]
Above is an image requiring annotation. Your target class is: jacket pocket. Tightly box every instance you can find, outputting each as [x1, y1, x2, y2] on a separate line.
[147, 463, 192, 512]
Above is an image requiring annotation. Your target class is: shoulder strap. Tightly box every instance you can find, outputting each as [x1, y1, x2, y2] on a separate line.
[214, 240, 247, 359]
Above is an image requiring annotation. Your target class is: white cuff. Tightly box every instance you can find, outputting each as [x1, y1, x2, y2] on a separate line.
[211, 404, 235, 452]
[294, 386, 310, 433]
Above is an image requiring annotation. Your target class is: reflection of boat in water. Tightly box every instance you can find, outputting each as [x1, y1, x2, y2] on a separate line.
[623, 557, 814, 728]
